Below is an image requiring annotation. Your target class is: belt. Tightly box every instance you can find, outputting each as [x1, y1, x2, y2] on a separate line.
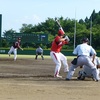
[78, 55, 88, 57]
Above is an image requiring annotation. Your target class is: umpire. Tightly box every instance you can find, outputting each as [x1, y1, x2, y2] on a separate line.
[66, 37, 99, 82]
[35, 46, 44, 60]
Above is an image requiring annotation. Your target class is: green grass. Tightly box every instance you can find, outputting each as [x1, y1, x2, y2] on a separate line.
[0, 54, 74, 59]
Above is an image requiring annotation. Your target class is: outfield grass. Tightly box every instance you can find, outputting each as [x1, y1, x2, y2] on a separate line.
[0, 54, 74, 59]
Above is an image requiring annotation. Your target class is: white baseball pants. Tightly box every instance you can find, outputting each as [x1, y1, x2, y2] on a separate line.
[50, 51, 69, 77]
[8, 46, 17, 61]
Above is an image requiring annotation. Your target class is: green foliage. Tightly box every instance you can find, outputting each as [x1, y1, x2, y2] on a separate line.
[2, 10, 100, 50]
[19, 24, 33, 33]
[3, 29, 16, 38]
[1, 39, 9, 47]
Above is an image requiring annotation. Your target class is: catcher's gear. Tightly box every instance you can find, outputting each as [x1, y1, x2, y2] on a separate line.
[71, 58, 77, 65]
[77, 71, 86, 80]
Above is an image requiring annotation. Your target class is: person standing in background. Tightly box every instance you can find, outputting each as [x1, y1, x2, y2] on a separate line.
[35, 46, 44, 60]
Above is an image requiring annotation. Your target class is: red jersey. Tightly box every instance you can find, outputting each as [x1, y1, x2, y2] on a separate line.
[51, 36, 68, 53]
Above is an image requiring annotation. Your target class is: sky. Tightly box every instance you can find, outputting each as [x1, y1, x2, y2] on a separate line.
[0, 0, 100, 34]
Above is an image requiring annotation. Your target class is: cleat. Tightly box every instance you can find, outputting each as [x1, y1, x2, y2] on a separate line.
[92, 78, 99, 82]
[64, 68, 69, 73]
[54, 75, 62, 78]
[64, 70, 69, 73]
[65, 78, 70, 81]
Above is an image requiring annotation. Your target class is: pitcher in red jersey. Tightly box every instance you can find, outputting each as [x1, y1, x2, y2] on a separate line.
[50, 28, 70, 78]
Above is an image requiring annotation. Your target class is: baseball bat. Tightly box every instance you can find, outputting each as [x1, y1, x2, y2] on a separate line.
[55, 19, 61, 28]
[55, 19, 70, 41]
[55, 18, 64, 33]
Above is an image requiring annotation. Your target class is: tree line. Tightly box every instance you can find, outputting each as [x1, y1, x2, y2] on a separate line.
[2, 10, 100, 50]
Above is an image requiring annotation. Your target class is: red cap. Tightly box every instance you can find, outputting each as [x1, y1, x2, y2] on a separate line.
[58, 29, 65, 36]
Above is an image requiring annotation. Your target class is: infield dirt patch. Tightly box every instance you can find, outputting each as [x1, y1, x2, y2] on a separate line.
[0, 56, 100, 100]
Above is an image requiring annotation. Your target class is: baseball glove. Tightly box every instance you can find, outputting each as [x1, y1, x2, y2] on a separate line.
[71, 58, 77, 65]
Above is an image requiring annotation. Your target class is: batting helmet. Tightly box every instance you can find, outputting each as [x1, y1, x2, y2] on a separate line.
[58, 29, 65, 36]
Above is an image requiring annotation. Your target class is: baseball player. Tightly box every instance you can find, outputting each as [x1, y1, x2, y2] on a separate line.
[77, 56, 100, 80]
[66, 37, 99, 82]
[50, 28, 70, 78]
[8, 37, 23, 61]
[35, 46, 44, 60]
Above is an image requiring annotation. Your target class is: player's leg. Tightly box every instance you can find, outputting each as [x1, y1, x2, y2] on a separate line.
[66, 56, 85, 80]
[35, 53, 38, 59]
[97, 69, 100, 80]
[8, 46, 14, 56]
[50, 52, 62, 78]
[59, 52, 69, 72]
[66, 64, 77, 80]
[86, 57, 99, 81]
[41, 53, 44, 60]
[13, 49, 17, 61]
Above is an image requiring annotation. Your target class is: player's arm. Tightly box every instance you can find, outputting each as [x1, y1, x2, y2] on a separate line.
[17, 44, 23, 50]
[92, 54, 96, 65]
[56, 36, 69, 46]
[96, 57, 100, 69]
[91, 47, 97, 64]
[59, 36, 70, 42]
[19, 46, 23, 50]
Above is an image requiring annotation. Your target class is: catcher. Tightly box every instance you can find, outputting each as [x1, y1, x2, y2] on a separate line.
[66, 37, 99, 82]
[8, 37, 23, 61]
[77, 56, 100, 80]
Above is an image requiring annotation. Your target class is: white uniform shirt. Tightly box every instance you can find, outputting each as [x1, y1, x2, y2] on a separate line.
[73, 43, 96, 56]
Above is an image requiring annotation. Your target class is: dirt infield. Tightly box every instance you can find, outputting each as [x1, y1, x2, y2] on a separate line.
[0, 56, 100, 100]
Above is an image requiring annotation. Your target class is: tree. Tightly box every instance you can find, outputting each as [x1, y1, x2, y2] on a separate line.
[79, 19, 84, 24]
[19, 24, 33, 33]
[3, 29, 16, 38]
[3, 10, 100, 49]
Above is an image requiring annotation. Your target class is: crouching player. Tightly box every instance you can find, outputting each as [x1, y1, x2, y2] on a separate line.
[77, 56, 100, 81]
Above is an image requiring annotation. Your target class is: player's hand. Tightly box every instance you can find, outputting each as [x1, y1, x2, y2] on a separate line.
[64, 36, 70, 41]
[21, 48, 23, 51]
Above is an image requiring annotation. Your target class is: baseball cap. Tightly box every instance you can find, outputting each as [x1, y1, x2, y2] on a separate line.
[58, 29, 65, 36]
